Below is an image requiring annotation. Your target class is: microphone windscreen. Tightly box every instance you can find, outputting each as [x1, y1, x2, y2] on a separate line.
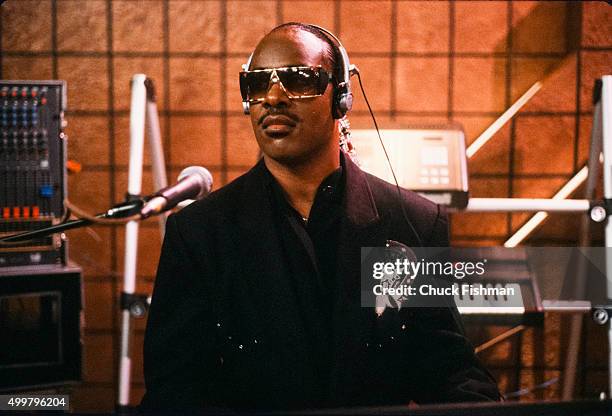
[177, 166, 213, 200]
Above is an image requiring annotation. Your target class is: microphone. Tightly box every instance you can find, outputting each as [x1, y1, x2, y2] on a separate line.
[140, 166, 213, 218]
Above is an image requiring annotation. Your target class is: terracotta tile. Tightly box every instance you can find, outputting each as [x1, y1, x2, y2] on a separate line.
[57, 57, 109, 111]
[476, 327, 518, 365]
[511, 1, 567, 53]
[65, 115, 111, 167]
[449, 238, 507, 247]
[171, 167, 223, 193]
[2, 56, 53, 80]
[351, 56, 392, 113]
[226, 115, 262, 167]
[169, 115, 222, 167]
[130, 333, 145, 384]
[227, 167, 252, 184]
[83, 334, 113, 382]
[113, 114, 169, 168]
[169, 57, 222, 111]
[489, 369, 516, 394]
[115, 226, 163, 278]
[471, 177, 509, 198]
[397, 1, 449, 53]
[582, 1, 612, 48]
[577, 115, 593, 169]
[280, 1, 335, 29]
[57, 0, 107, 51]
[225, 55, 251, 113]
[580, 51, 612, 112]
[451, 211, 509, 239]
[67, 171, 111, 213]
[1, 0, 52, 51]
[113, 170, 156, 203]
[68, 226, 113, 279]
[457, 116, 510, 175]
[520, 313, 563, 368]
[226, 1, 277, 54]
[395, 57, 448, 112]
[450, 178, 508, 238]
[130, 386, 146, 406]
[455, 1, 507, 53]
[510, 177, 569, 235]
[353, 115, 448, 130]
[533, 212, 587, 243]
[70, 385, 114, 413]
[169, 0, 222, 53]
[460, 116, 497, 145]
[513, 55, 577, 113]
[453, 57, 507, 112]
[340, 1, 392, 53]
[511, 178, 570, 199]
[112, 0, 163, 52]
[82, 282, 113, 330]
[514, 116, 575, 175]
[113, 57, 166, 111]
[343, 114, 393, 131]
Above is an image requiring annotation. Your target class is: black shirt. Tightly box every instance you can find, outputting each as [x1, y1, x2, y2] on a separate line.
[263, 162, 344, 406]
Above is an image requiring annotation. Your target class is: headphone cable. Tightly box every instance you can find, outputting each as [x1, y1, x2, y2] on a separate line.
[353, 69, 424, 247]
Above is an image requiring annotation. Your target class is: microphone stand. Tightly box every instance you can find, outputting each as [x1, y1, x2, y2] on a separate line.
[117, 74, 168, 413]
[0, 200, 144, 243]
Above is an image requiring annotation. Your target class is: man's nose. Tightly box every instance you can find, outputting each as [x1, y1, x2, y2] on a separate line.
[262, 79, 290, 108]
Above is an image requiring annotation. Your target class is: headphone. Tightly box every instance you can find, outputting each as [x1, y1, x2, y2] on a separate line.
[242, 23, 353, 120]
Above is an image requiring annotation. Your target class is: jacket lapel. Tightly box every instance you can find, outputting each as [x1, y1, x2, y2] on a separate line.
[328, 155, 392, 403]
[233, 160, 305, 343]
[336, 154, 388, 299]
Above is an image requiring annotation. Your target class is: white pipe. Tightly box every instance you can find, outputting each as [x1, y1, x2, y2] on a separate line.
[146, 95, 168, 239]
[504, 212, 549, 248]
[600, 75, 612, 396]
[118, 74, 147, 407]
[467, 82, 542, 159]
[127, 74, 147, 202]
[464, 197, 590, 213]
[504, 166, 589, 247]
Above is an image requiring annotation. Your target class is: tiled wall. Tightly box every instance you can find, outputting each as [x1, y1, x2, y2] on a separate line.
[1, 0, 611, 411]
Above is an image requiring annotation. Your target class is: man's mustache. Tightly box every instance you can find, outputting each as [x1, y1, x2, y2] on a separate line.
[258, 109, 299, 125]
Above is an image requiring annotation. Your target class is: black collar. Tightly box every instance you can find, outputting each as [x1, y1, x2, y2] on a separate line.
[237, 151, 380, 236]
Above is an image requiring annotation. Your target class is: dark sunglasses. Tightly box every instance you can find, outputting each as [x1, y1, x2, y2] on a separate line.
[239, 66, 333, 104]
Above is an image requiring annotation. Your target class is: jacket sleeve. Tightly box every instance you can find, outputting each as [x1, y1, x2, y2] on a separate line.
[411, 203, 502, 403]
[140, 213, 221, 411]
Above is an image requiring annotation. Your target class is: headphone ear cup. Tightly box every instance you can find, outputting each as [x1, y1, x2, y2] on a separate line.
[332, 90, 352, 119]
[331, 89, 341, 119]
[339, 92, 353, 114]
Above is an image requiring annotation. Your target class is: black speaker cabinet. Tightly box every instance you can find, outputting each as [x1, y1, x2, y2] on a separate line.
[0, 264, 82, 391]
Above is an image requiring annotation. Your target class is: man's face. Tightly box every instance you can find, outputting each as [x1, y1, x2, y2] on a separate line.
[247, 29, 337, 165]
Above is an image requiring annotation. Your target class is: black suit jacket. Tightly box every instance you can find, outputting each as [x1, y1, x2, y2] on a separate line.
[141, 155, 500, 411]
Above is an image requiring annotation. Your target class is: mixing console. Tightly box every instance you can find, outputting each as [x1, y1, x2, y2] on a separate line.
[0, 81, 67, 267]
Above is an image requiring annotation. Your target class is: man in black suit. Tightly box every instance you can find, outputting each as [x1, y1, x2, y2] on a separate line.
[141, 23, 500, 411]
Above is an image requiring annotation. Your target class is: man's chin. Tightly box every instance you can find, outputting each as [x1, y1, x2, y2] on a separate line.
[260, 146, 313, 167]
